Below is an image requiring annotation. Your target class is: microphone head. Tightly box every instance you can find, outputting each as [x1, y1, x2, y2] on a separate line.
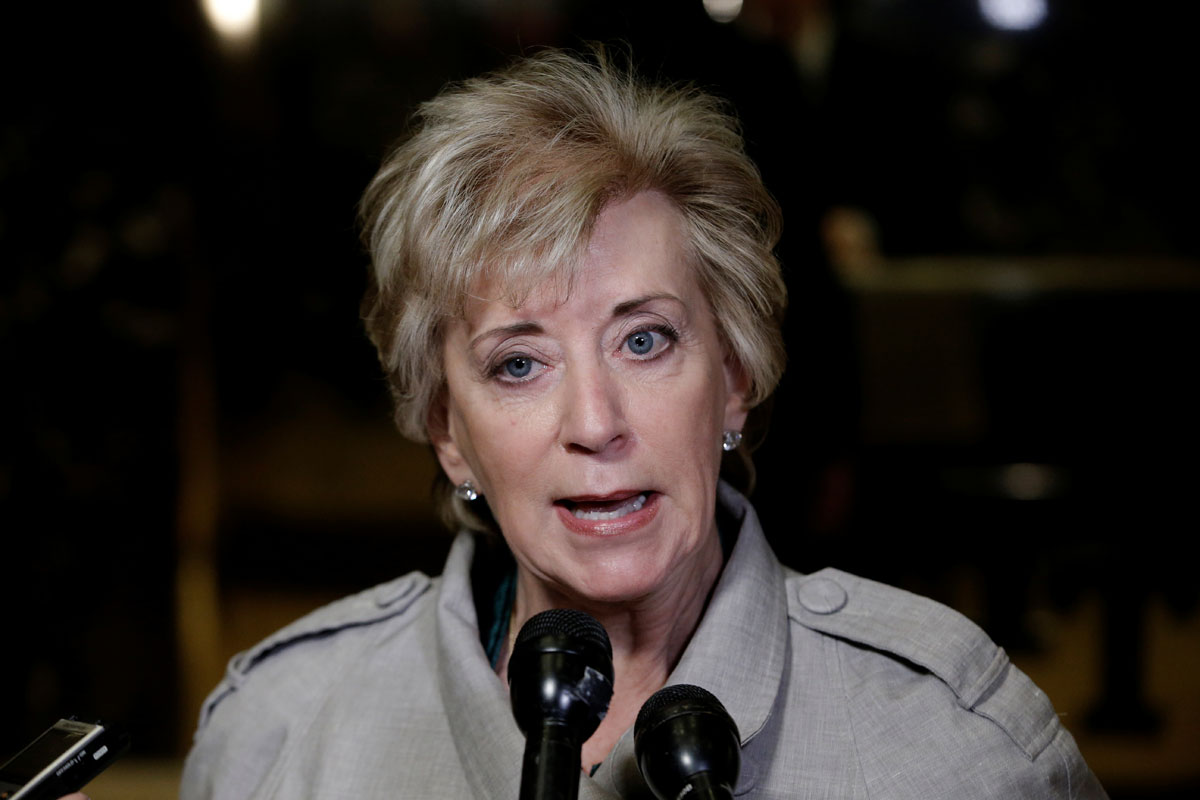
[634, 684, 741, 800]
[507, 609, 614, 743]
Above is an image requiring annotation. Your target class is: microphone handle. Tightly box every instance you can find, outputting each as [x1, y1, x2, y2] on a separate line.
[518, 723, 584, 800]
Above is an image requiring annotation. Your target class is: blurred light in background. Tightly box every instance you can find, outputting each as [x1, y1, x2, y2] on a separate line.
[703, 0, 743, 24]
[979, 0, 1048, 31]
[202, 0, 260, 43]
[1000, 463, 1061, 501]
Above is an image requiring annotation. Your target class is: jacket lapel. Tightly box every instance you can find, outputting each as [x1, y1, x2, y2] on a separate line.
[593, 484, 789, 797]
[436, 533, 527, 800]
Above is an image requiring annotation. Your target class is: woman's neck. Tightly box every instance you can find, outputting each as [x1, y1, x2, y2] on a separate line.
[496, 530, 725, 770]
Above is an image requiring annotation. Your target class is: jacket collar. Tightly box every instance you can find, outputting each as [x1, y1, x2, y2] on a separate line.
[435, 532, 529, 800]
[594, 483, 788, 797]
[436, 483, 787, 799]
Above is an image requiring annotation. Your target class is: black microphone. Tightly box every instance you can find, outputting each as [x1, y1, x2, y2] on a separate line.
[634, 684, 741, 800]
[507, 609, 614, 800]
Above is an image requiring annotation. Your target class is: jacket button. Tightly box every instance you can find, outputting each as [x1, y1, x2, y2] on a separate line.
[796, 577, 848, 614]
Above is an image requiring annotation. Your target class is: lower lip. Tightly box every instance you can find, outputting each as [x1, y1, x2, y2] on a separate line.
[555, 492, 660, 537]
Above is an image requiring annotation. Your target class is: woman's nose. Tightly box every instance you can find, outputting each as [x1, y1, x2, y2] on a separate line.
[560, 362, 629, 455]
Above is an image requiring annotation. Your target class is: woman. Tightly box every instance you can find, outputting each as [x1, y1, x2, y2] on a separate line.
[180, 48, 1107, 798]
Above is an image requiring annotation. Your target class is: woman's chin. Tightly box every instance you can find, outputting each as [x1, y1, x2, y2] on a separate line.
[516, 494, 719, 609]
[549, 552, 701, 609]
[558, 574, 670, 608]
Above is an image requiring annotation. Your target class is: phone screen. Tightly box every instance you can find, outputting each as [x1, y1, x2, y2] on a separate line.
[0, 727, 90, 785]
[0, 721, 109, 800]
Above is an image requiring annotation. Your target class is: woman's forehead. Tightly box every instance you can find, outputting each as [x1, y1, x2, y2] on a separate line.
[458, 194, 701, 328]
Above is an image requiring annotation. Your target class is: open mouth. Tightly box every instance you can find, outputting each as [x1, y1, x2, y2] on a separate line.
[557, 492, 652, 521]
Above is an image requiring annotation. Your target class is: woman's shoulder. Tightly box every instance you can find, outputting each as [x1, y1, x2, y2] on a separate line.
[777, 567, 1106, 797]
[181, 571, 439, 800]
[787, 563, 1060, 758]
[200, 570, 436, 726]
[784, 567, 1016, 727]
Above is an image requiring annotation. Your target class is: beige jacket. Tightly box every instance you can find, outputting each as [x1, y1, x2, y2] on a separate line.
[181, 484, 1107, 799]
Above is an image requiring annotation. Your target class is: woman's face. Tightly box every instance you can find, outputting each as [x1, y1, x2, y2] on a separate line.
[431, 191, 748, 606]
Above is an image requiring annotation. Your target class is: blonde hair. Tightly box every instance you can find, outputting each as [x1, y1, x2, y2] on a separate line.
[360, 46, 787, 525]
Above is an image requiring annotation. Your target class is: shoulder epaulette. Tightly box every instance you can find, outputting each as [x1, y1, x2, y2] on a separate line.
[197, 571, 433, 730]
[786, 568, 1061, 760]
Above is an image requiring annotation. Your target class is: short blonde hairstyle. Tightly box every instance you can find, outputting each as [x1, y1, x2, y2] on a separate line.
[360, 47, 787, 522]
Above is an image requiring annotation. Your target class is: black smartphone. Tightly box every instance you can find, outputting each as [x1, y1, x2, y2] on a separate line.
[0, 718, 130, 800]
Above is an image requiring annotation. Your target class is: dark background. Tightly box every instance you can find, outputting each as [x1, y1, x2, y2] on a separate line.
[3, 0, 1198, 796]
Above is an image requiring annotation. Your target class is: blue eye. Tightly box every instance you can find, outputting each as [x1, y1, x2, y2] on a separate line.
[504, 356, 533, 378]
[627, 330, 655, 356]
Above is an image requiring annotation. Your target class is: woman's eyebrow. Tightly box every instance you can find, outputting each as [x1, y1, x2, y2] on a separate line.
[611, 293, 685, 317]
[469, 322, 543, 351]
[468, 294, 683, 349]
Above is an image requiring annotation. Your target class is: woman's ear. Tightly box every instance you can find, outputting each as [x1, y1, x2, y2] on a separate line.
[722, 355, 751, 434]
[427, 391, 471, 484]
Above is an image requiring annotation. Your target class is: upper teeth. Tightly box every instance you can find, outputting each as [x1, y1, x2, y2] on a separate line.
[572, 493, 648, 521]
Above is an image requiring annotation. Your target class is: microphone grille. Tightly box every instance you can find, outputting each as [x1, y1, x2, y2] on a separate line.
[635, 684, 723, 737]
[515, 608, 612, 657]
